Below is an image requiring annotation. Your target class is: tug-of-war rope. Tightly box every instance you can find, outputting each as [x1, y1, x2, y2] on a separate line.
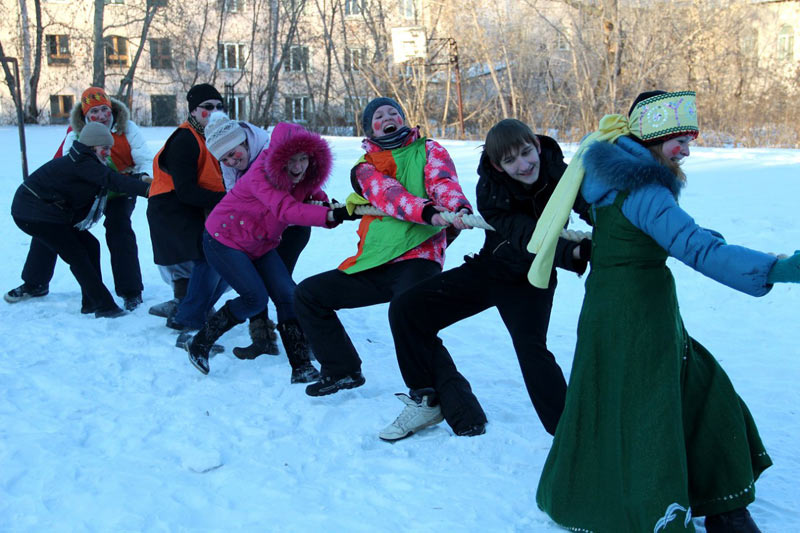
[310, 200, 591, 242]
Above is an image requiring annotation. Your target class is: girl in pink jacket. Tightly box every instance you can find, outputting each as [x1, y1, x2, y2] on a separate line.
[187, 122, 351, 378]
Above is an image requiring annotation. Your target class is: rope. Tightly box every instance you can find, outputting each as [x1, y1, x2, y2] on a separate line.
[560, 229, 591, 242]
[310, 201, 496, 231]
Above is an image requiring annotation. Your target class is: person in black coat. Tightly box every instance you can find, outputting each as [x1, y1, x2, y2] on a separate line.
[11, 122, 152, 318]
[379, 119, 591, 441]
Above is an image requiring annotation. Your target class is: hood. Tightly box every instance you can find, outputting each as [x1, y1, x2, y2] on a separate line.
[476, 134, 563, 195]
[241, 122, 272, 168]
[256, 122, 333, 196]
[581, 135, 683, 204]
[69, 96, 130, 135]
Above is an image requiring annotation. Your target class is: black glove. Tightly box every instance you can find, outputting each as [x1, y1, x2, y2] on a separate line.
[578, 238, 592, 262]
[331, 206, 362, 222]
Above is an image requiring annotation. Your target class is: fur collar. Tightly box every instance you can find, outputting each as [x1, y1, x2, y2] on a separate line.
[583, 136, 683, 198]
[255, 122, 333, 196]
[69, 96, 130, 135]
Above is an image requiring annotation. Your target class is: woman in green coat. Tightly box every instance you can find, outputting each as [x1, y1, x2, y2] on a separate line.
[535, 91, 800, 533]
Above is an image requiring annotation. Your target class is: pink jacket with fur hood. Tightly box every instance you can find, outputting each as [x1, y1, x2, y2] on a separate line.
[205, 122, 333, 259]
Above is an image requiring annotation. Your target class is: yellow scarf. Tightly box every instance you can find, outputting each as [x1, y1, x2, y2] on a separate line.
[526, 114, 630, 288]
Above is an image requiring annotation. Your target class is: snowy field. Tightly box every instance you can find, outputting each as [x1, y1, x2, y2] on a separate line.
[1, 125, 798, 532]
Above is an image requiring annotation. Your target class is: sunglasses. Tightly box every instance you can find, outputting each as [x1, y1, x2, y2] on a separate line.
[197, 103, 225, 111]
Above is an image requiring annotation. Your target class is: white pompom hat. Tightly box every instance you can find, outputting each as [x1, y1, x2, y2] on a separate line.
[205, 111, 246, 159]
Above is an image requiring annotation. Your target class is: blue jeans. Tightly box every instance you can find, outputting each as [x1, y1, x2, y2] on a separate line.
[202, 231, 297, 323]
[174, 252, 229, 330]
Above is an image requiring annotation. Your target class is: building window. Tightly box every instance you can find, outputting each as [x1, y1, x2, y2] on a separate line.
[286, 45, 309, 72]
[344, 0, 363, 16]
[740, 29, 758, 58]
[50, 94, 74, 123]
[555, 31, 569, 51]
[151, 94, 177, 126]
[344, 96, 367, 124]
[285, 96, 311, 122]
[46, 35, 70, 65]
[227, 94, 248, 121]
[147, 0, 168, 7]
[104, 0, 124, 4]
[344, 47, 365, 71]
[105, 35, 129, 67]
[777, 25, 794, 61]
[400, 0, 414, 19]
[220, 0, 244, 11]
[218, 43, 246, 70]
[150, 38, 172, 69]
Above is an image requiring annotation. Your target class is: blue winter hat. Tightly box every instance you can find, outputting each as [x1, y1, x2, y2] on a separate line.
[361, 97, 405, 136]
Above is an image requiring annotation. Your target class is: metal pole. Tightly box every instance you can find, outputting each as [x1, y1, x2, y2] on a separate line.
[449, 38, 465, 139]
[1, 56, 29, 179]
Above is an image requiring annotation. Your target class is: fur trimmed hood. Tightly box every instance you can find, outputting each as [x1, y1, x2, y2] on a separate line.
[69, 96, 130, 135]
[254, 122, 333, 197]
[581, 135, 683, 204]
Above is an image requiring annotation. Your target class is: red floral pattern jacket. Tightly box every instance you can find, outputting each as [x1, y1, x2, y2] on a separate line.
[353, 128, 472, 268]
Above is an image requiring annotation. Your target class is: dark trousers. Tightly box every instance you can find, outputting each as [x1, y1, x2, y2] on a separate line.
[14, 217, 117, 311]
[275, 225, 311, 275]
[203, 232, 297, 323]
[388, 260, 566, 435]
[294, 259, 441, 377]
[21, 196, 143, 297]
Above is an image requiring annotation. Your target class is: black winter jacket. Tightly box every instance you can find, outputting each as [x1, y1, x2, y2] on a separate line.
[11, 141, 150, 225]
[471, 135, 590, 281]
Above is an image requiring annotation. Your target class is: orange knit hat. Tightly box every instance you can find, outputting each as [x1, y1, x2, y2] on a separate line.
[81, 87, 111, 114]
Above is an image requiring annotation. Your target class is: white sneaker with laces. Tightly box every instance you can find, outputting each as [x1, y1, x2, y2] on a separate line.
[379, 392, 444, 442]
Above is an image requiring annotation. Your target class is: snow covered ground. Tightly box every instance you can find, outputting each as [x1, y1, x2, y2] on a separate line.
[1, 125, 798, 532]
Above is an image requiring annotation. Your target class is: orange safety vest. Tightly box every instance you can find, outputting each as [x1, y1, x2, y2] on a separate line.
[149, 122, 223, 197]
[110, 131, 134, 173]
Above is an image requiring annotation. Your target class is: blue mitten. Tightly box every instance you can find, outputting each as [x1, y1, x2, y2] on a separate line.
[767, 250, 800, 283]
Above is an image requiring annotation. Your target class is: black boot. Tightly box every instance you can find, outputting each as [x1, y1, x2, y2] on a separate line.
[233, 312, 279, 360]
[187, 302, 243, 375]
[277, 320, 320, 383]
[705, 507, 761, 533]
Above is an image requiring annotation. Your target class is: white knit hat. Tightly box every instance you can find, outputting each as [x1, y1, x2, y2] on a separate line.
[205, 111, 246, 159]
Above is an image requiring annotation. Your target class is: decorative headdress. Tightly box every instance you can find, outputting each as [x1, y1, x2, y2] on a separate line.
[628, 91, 699, 145]
[525, 90, 700, 289]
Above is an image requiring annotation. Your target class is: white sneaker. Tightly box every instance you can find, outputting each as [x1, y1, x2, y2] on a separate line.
[379, 392, 444, 442]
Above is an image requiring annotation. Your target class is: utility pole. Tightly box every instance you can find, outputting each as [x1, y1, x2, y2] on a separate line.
[0, 53, 30, 179]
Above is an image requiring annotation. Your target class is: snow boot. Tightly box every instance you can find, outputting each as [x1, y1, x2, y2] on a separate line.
[379, 388, 444, 442]
[4, 283, 49, 303]
[187, 302, 243, 375]
[148, 277, 189, 318]
[233, 312, 279, 359]
[277, 319, 320, 383]
[705, 508, 761, 533]
[123, 293, 143, 312]
[176, 330, 225, 355]
[305, 371, 366, 397]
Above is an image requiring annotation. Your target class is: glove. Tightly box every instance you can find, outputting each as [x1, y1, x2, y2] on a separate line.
[331, 206, 362, 222]
[578, 238, 592, 262]
[767, 250, 800, 283]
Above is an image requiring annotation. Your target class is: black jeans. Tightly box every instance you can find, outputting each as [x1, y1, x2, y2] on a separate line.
[14, 216, 117, 311]
[21, 195, 143, 297]
[388, 259, 566, 435]
[294, 259, 441, 377]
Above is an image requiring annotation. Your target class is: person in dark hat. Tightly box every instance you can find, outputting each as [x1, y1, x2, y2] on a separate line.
[11, 122, 152, 318]
[294, 96, 473, 397]
[5, 86, 153, 312]
[146, 83, 229, 341]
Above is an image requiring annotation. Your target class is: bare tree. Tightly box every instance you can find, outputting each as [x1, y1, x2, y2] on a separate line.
[92, 0, 105, 87]
[115, 0, 162, 105]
